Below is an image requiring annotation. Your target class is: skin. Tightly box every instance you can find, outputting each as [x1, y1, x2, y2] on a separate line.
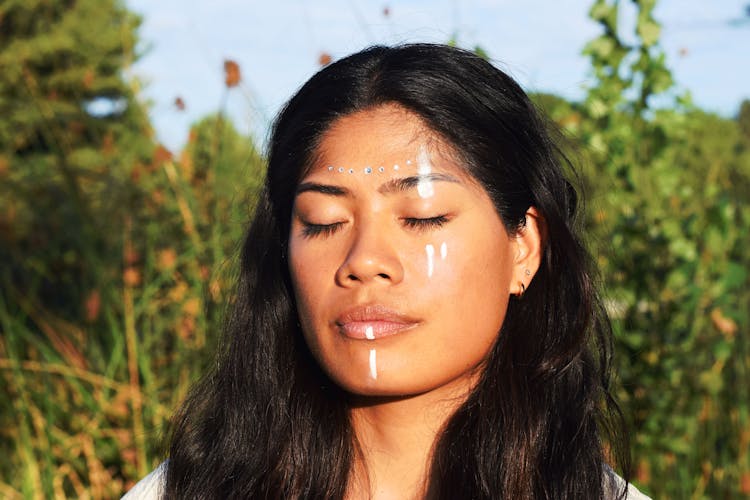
[288, 104, 543, 499]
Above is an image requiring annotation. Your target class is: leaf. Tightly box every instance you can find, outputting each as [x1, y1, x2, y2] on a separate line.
[585, 35, 616, 59]
[473, 46, 489, 60]
[589, 0, 617, 30]
[637, 17, 660, 47]
[723, 262, 748, 290]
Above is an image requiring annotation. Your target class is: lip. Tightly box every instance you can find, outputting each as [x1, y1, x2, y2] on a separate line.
[335, 304, 420, 340]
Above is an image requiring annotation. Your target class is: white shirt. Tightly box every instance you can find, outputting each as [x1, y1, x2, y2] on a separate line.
[121, 462, 166, 500]
[122, 461, 652, 499]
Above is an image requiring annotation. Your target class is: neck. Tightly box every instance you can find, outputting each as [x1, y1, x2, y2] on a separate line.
[345, 377, 475, 500]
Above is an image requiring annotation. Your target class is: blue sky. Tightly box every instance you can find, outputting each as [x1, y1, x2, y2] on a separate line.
[125, 0, 750, 151]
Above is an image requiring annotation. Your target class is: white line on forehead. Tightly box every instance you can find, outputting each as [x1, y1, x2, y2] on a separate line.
[416, 145, 434, 198]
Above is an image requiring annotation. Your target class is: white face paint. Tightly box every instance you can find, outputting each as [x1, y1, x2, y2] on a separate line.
[312, 148, 447, 384]
[323, 161, 410, 177]
[416, 144, 434, 199]
[365, 325, 376, 379]
[425, 243, 435, 278]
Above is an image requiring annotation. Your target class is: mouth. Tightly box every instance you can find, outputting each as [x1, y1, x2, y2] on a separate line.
[335, 304, 420, 340]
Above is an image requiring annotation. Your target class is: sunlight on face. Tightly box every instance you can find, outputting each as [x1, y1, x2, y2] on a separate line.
[288, 104, 523, 398]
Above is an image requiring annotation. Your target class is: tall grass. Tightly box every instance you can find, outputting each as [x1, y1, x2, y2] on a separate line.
[0, 112, 263, 497]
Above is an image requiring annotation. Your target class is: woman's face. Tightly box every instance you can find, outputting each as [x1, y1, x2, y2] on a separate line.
[288, 104, 540, 397]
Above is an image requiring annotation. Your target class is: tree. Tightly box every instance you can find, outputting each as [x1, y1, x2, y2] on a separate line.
[738, 99, 750, 143]
[0, 0, 153, 317]
[577, 1, 750, 497]
[0, 1, 156, 496]
[0, 0, 155, 342]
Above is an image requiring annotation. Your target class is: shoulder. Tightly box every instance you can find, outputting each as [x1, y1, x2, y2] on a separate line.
[121, 461, 168, 500]
[603, 464, 652, 500]
[620, 480, 651, 500]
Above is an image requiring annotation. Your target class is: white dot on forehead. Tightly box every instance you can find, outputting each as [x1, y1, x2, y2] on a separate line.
[378, 166, 385, 172]
[393, 164, 399, 170]
[348, 168, 354, 174]
[327, 165, 334, 171]
[338, 167, 344, 172]
[364, 166, 372, 174]
[406, 160, 412, 165]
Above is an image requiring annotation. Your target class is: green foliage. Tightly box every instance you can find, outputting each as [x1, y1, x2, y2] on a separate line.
[0, 0, 153, 319]
[571, 0, 750, 497]
[738, 99, 750, 143]
[0, 1, 263, 497]
[0, 0, 748, 498]
[446, 36, 490, 60]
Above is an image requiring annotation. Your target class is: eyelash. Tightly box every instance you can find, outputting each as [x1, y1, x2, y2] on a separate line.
[301, 221, 345, 238]
[402, 215, 450, 231]
[300, 215, 450, 238]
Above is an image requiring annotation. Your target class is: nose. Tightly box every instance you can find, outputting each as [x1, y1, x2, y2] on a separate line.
[335, 222, 404, 287]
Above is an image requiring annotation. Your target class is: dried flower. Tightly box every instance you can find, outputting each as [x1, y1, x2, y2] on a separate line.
[84, 290, 101, 322]
[158, 248, 178, 270]
[224, 59, 241, 88]
[123, 267, 141, 287]
[318, 52, 332, 67]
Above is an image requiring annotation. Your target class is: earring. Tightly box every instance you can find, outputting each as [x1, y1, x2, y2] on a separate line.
[525, 269, 531, 276]
[517, 282, 526, 297]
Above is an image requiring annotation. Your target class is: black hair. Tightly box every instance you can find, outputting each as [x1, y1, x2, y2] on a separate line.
[165, 43, 630, 499]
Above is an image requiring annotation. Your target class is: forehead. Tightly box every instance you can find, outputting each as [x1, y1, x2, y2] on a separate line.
[305, 104, 469, 180]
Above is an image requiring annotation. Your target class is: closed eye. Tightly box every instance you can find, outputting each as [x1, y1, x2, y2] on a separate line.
[300, 216, 449, 237]
[301, 221, 345, 238]
[402, 215, 450, 231]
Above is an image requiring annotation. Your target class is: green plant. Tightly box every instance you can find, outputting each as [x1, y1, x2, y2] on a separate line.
[576, 1, 750, 497]
[0, 1, 264, 496]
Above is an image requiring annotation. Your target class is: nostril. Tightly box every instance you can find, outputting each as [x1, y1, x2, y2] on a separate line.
[337, 252, 402, 285]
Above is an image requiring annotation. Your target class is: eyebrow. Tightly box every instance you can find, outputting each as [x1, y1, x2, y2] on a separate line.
[378, 173, 461, 194]
[295, 183, 348, 196]
[295, 173, 462, 197]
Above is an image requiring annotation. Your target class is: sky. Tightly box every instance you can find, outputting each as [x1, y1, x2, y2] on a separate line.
[124, 0, 750, 152]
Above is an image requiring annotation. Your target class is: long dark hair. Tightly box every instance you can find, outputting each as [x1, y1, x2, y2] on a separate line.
[165, 43, 630, 499]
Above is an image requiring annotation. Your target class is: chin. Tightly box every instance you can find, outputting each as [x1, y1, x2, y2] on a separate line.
[343, 378, 426, 398]
[328, 365, 480, 401]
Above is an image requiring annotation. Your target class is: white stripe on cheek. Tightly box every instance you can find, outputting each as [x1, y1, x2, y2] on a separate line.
[425, 244, 435, 278]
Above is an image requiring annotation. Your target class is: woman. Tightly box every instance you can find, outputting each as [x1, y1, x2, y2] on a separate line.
[124, 43, 649, 499]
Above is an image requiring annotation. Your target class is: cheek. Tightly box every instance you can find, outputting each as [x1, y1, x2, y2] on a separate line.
[288, 241, 347, 354]
[421, 236, 511, 339]
[289, 269, 326, 362]
[422, 235, 512, 294]
[288, 247, 323, 327]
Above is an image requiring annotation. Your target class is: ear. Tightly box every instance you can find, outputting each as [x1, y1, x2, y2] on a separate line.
[510, 207, 545, 296]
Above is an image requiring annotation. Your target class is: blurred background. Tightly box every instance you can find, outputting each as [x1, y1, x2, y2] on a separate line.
[0, 0, 748, 498]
